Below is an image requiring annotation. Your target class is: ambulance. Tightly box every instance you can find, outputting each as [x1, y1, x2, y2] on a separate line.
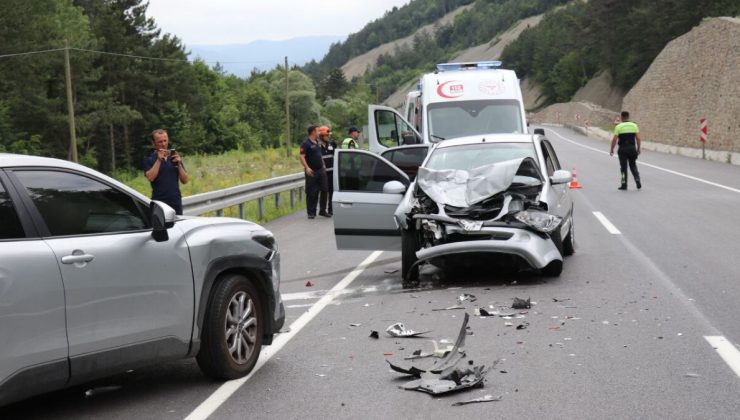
[367, 61, 529, 153]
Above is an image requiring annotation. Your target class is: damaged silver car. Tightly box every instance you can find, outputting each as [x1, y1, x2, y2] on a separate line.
[332, 131, 574, 288]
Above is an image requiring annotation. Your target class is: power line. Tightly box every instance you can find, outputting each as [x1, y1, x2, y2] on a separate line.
[0, 46, 285, 65]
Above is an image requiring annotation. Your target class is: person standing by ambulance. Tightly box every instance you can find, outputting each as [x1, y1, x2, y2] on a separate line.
[299, 125, 327, 219]
[318, 126, 337, 217]
[342, 127, 360, 149]
[610, 111, 642, 190]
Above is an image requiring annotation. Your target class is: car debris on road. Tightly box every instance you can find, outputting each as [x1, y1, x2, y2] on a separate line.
[386, 322, 431, 338]
[451, 394, 503, 406]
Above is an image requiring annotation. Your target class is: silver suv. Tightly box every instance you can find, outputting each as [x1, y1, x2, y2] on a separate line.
[0, 154, 285, 406]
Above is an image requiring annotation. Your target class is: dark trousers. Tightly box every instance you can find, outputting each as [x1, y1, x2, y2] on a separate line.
[305, 168, 327, 216]
[618, 148, 640, 187]
[319, 170, 334, 214]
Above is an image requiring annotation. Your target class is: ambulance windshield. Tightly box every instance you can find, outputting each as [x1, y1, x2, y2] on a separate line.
[427, 100, 523, 141]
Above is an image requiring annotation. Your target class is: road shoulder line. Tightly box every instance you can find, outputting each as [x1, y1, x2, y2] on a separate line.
[185, 250, 384, 420]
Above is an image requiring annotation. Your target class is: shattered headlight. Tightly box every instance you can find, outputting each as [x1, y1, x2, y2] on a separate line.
[514, 211, 562, 234]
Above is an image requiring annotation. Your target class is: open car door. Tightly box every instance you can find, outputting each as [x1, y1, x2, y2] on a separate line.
[332, 149, 409, 251]
[368, 105, 423, 154]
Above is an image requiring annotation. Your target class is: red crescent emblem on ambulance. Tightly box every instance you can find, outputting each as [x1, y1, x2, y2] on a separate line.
[437, 81, 464, 98]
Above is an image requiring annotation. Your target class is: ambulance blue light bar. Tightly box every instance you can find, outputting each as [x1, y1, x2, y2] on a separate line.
[436, 61, 502, 72]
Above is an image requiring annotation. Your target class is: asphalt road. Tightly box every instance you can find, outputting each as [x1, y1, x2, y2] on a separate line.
[3, 125, 740, 419]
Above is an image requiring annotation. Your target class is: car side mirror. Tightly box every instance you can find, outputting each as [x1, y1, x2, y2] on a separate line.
[550, 169, 572, 185]
[383, 180, 407, 194]
[150, 200, 176, 242]
[534, 128, 545, 136]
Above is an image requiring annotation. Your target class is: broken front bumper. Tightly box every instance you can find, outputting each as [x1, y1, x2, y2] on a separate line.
[414, 226, 562, 269]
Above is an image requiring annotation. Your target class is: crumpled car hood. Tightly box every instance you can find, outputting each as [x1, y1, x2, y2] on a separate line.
[416, 157, 540, 208]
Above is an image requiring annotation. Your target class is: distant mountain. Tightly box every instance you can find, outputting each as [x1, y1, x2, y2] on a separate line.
[187, 36, 344, 77]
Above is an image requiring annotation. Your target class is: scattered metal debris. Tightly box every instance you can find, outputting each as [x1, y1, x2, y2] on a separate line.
[451, 394, 503, 406]
[552, 297, 571, 302]
[404, 340, 456, 360]
[386, 323, 431, 338]
[432, 305, 465, 311]
[400, 365, 489, 395]
[369, 330, 379, 339]
[511, 297, 531, 309]
[516, 322, 529, 330]
[457, 294, 477, 304]
[384, 268, 399, 274]
[349, 323, 362, 327]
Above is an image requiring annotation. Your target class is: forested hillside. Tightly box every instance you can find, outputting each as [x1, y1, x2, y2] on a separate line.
[500, 0, 740, 105]
[0, 0, 363, 172]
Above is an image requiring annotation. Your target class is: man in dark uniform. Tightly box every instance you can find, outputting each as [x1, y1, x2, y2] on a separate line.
[610, 111, 642, 190]
[299, 125, 327, 219]
[318, 126, 337, 217]
[143, 129, 189, 214]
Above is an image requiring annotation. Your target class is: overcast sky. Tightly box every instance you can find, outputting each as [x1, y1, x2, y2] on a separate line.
[147, 0, 412, 46]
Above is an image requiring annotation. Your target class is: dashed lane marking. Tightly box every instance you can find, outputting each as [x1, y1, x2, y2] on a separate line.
[185, 250, 383, 420]
[592, 211, 621, 234]
[705, 336, 740, 378]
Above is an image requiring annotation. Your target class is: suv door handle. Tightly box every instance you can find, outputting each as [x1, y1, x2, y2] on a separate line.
[61, 252, 95, 265]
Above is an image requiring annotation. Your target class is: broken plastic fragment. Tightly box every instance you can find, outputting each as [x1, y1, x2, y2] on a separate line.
[457, 294, 477, 304]
[305, 280, 313, 287]
[384, 268, 399, 274]
[511, 297, 531, 309]
[386, 323, 431, 338]
[369, 331, 379, 339]
[516, 322, 529, 330]
[349, 323, 361, 327]
[475, 308, 495, 317]
[84, 385, 121, 398]
[451, 394, 503, 406]
[401, 365, 490, 395]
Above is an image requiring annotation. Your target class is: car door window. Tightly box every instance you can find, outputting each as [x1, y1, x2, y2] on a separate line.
[14, 170, 149, 236]
[0, 180, 25, 240]
[338, 152, 408, 192]
[382, 147, 428, 179]
[543, 140, 561, 170]
[375, 109, 422, 148]
[539, 142, 556, 176]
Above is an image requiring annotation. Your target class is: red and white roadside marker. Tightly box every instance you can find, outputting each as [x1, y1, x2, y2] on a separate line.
[700, 117, 708, 159]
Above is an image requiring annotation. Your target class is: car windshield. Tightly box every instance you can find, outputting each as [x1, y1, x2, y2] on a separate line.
[425, 142, 537, 171]
[427, 100, 523, 141]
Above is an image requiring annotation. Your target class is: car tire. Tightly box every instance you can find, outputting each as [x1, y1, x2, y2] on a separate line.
[541, 260, 563, 277]
[562, 215, 575, 256]
[401, 228, 420, 288]
[197, 273, 263, 380]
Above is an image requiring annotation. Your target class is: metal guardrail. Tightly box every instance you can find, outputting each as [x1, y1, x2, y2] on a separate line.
[182, 172, 305, 218]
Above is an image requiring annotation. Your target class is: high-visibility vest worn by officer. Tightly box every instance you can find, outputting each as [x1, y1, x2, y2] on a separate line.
[614, 121, 639, 150]
[342, 137, 358, 149]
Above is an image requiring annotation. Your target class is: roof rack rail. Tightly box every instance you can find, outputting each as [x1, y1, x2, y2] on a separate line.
[436, 61, 502, 72]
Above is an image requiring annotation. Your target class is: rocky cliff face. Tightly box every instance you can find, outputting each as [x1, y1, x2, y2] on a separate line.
[622, 17, 740, 153]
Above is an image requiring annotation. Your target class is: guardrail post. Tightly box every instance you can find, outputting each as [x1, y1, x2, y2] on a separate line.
[274, 193, 281, 209]
[258, 197, 264, 219]
[216, 209, 223, 217]
[238, 203, 245, 219]
[290, 189, 295, 208]
[298, 186, 304, 201]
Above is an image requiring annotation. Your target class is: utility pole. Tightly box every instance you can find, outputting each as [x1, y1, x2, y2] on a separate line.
[284, 56, 291, 157]
[64, 39, 78, 163]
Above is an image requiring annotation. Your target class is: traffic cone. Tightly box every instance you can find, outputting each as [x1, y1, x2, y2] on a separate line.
[569, 167, 583, 189]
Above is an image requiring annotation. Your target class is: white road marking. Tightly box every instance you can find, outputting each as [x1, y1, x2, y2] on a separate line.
[548, 129, 740, 195]
[592, 211, 621, 234]
[281, 285, 380, 302]
[704, 336, 740, 378]
[185, 250, 384, 420]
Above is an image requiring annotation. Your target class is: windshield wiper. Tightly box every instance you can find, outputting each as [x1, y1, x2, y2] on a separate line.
[430, 133, 445, 141]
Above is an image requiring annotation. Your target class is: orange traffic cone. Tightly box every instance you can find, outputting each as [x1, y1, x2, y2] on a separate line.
[569, 167, 583, 189]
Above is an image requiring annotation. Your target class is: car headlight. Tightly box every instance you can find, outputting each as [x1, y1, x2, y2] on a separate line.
[514, 211, 562, 234]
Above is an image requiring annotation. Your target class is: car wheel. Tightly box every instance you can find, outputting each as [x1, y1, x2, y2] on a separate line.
[401, 228, 420, 288]
[541, 260, 563, 277]
[562, 215, 575, 256]
[197, 273, 263, 380]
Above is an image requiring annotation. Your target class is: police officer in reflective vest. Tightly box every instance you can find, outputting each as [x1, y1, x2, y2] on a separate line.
[610, 111, 642, 190]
